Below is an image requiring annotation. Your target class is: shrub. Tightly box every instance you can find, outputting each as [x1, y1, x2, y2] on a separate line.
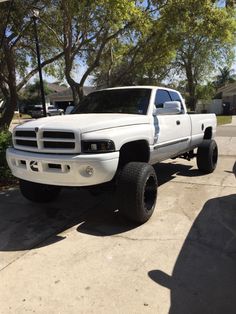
[0, 130, 16, 187]
[0, 129, 12, 166]
[0, 129, 12, 148]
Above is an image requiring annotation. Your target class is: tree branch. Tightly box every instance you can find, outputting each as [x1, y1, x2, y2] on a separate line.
[16, 51, 64, 92]
[39, 17, 64, 46]
[80, 22, 133, 86]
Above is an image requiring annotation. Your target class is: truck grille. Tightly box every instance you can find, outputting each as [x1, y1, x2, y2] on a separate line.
[13, 129, 78, 153]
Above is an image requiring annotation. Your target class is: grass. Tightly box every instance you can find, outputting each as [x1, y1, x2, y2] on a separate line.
[13, 112, 31, 120]
[216, 115, 232, 125]
[0, 112, 31, 120]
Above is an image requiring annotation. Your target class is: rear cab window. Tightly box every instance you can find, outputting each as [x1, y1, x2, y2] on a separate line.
[155, 89, 184, 113]
[169, 90, 184, 112]
[154, 89, 172, 108]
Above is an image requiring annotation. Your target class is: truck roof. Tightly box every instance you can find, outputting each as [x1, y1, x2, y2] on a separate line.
[98, 85, 180, 93]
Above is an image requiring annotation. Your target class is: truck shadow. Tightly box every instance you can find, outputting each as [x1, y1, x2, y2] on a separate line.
[0, 186, 136, 252]
[148, 194, 236, 314]
[0, 161, 203, 252]
[76, 161, 201, 235]
[154, 161, 202, 186]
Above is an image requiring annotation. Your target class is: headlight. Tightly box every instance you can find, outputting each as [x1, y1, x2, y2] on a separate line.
[81, 140, 115, 154]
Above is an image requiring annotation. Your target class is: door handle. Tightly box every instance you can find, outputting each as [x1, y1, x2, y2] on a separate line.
[176, 120, 180, 125]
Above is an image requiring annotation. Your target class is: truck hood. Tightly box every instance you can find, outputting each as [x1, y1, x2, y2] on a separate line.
[16, 114, 151, 133]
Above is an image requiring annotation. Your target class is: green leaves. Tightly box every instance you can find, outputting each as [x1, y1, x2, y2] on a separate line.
[0, 0, 236, 122]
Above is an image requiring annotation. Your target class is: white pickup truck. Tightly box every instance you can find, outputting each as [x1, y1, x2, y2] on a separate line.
[6, 86, 218, 223]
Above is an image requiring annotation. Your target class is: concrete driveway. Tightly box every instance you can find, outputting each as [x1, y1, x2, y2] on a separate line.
[0, 126, 235, 313]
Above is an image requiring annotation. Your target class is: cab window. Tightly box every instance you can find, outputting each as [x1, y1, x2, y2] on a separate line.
[155, 90, 172, 108]
[169, 91, 184, 112]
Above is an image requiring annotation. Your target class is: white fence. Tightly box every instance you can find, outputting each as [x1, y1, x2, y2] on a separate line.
[196, 99, 223, 114]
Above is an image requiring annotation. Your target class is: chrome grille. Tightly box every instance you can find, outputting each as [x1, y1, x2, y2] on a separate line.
[13, 129, 78, 153]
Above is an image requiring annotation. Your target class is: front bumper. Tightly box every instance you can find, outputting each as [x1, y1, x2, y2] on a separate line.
[6, 147, 119, 186]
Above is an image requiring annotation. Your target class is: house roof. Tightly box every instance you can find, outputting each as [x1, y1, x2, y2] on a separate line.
[47, 82, 68, 93]
[218, 82, 236, 94]
[48, 86, 95, 102]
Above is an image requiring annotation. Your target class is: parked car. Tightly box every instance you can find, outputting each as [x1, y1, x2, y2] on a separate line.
[30, 105, 64, 118]
[65, 105, 75, 114]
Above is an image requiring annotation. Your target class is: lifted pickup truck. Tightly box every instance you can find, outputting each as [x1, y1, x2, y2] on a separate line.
[7, 86, 218, 223]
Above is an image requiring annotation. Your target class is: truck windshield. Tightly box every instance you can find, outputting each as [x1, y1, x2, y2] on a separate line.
[72, 88, 151, 115]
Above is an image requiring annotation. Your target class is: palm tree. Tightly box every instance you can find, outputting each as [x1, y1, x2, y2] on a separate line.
[214, 66, 236, 88]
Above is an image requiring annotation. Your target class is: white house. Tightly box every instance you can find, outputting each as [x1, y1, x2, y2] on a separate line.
[217, 82, 236, 114]
[48, 86, 95, 112]
[196, 82, 236, 115]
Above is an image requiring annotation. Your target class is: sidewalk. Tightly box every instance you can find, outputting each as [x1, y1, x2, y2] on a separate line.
[216, 115, 236, 156]
[231, 115, 236, 125]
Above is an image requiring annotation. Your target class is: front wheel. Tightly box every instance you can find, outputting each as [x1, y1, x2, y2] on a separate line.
[19, 179, 61, 203]
[117, 162, 158, 224]
[196, 139, 218, 173]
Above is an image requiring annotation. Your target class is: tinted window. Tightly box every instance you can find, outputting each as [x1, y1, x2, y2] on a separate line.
[169, 91, 181, 102]
[169, 91, 184, 111]
[72, 89, 151, 115]
[155, 90, 172, 108]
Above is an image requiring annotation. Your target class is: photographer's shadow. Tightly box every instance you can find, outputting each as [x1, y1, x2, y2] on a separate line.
[149, 194, 236, 314]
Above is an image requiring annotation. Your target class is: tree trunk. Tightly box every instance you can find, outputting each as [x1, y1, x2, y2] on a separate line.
[186, 64, 197, 111]
[64, 64, 81, 106]
[0, 43, 17, 131]
[62, 1, 82, 107]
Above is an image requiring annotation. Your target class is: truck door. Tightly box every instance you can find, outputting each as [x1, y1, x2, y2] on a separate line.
[151, 89, 191, 162]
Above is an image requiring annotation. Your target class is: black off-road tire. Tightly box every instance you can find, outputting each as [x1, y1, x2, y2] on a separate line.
[196, 139, 218, 173]
[19, 179, 61, 203]
[117, 162, 158, 224]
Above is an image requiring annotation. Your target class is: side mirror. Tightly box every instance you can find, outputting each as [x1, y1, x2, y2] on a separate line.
[153, 101, 182, 115]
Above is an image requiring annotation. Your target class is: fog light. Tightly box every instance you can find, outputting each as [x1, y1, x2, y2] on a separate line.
[86, 166, 94, 176]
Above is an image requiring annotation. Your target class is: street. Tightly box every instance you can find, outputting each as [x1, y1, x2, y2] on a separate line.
[0, 124, 235, 314]
[216, 124, 236, 137]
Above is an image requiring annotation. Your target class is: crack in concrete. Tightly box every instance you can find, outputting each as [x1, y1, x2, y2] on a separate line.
[111, 234, 182, 242]
[170, 181, 234, 188]
[180, 209, 192, 222]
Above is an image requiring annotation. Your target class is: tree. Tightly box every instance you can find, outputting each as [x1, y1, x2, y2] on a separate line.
[214, 66, 236, 88]
[226, 0, 235, 8]
[165, 0, 236, 110]
[18, 80, 52, 111]
[92, 2, 178, 88]
[54, 0, 157, 104]
[0, 0, 63, 130]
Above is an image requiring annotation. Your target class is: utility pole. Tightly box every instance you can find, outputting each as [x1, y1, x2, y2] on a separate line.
[32, 9, 47, 117]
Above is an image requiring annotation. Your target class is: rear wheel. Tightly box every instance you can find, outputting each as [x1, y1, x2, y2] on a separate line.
[19, 179, 61, 203]
[196, 139, 218, 173]
[117, 162, 158, 224]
